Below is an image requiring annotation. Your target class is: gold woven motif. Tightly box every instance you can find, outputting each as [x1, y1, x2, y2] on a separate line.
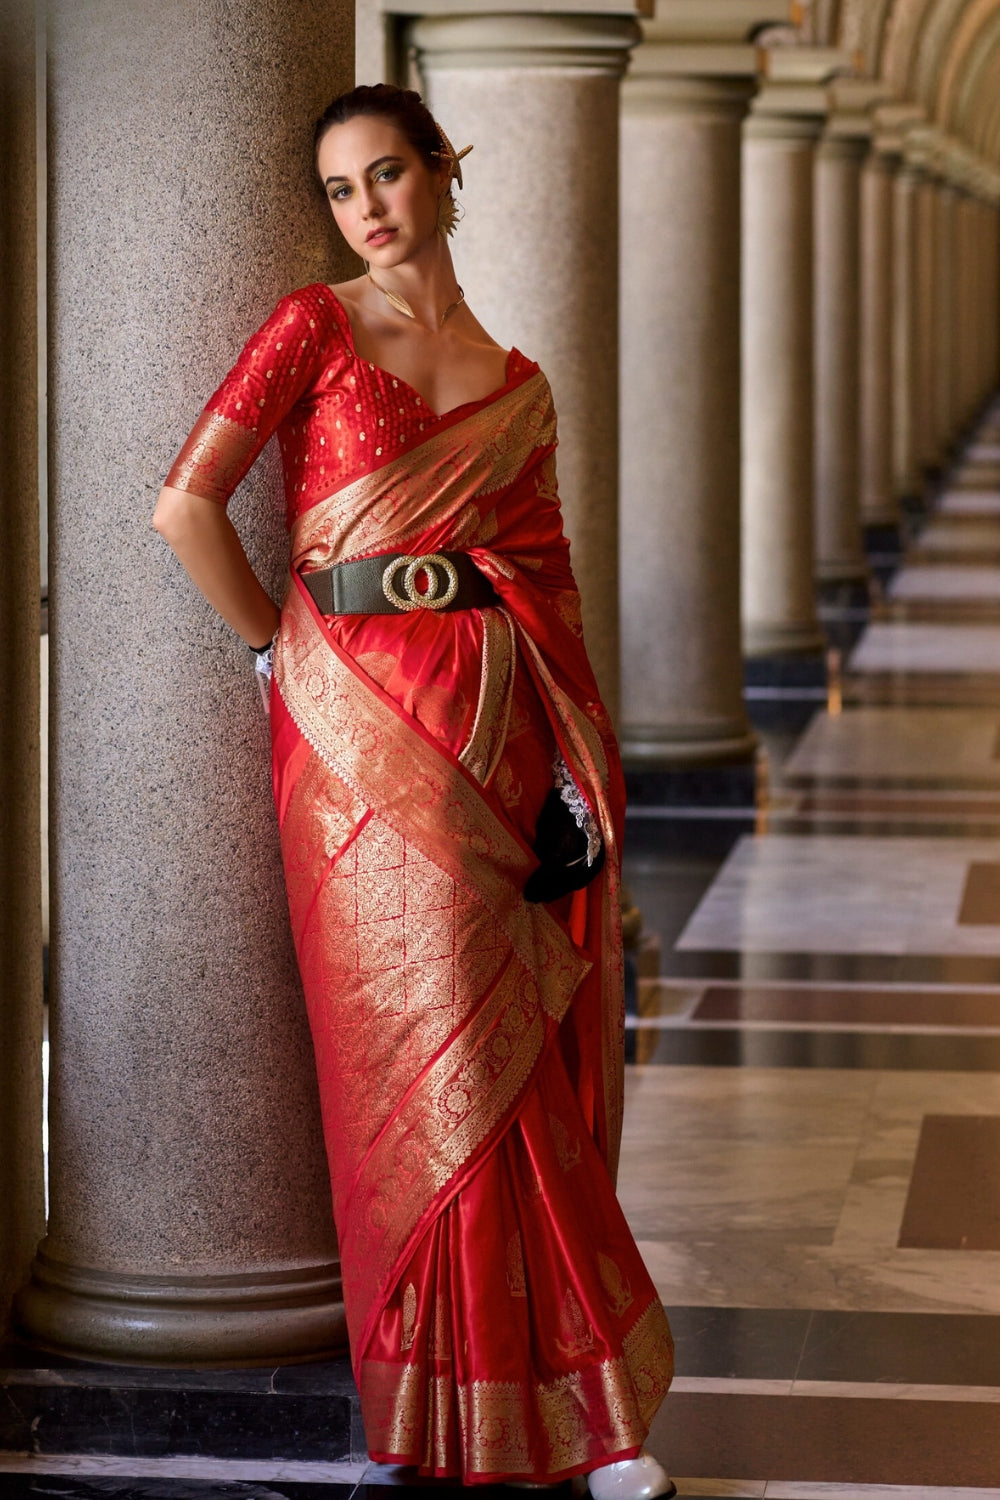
[290, 372, 555, 574]
[359, 1295, 673, 1477]
[598, 1254, 634, 1318]
[458, 608, 517, 785]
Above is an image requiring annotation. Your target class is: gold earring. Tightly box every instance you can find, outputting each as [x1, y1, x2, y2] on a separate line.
[437, 190, 460, 239]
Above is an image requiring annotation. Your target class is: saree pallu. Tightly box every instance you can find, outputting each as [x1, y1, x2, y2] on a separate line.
[271, 367, 673, 1482]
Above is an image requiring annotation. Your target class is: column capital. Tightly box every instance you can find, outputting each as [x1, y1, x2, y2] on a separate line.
[822, 76, 892, 151]
[643, 1, 795, 42]
[407, 11, 640, 71]
[817, 129, 869, 160]
[747, 45, 854, 136]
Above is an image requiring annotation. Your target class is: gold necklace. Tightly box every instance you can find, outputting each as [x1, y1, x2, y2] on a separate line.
[366, 269, 465, 328]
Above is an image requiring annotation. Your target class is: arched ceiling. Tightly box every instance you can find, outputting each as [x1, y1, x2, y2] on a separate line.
[820, 0, 1000, 169]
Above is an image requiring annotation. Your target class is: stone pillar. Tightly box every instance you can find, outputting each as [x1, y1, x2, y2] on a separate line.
[982, 196, 1000, 401]
[813, 126, 868, 583]
[617, 35, 756, 766]
[742, 59, 832, 657]
[932, 180, 957, 457]
[858, 145, 897, 529]
[987, 201, 1000, 394]
[15, 0, 354, 1365]
[0, 0, 45, 1336]
[408, 12, 638, 722]
[891, 159, 923, 502]
[914, 168, 941, 470]
[948, 186, 970, 436]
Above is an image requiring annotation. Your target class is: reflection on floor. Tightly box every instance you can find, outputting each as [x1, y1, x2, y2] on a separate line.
[619, 396, 1000, 1495]
[10, 435, 1000, 1500]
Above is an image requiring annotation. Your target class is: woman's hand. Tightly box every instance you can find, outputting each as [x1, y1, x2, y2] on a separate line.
[152, 486, 280, 649]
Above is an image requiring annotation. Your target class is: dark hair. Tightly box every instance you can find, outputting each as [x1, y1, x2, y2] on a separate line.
[313, 83, 441, 171]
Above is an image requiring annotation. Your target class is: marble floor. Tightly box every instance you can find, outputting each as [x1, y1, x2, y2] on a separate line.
[618, 398, 1000, 1495]
[12, 424, 1000, 1499]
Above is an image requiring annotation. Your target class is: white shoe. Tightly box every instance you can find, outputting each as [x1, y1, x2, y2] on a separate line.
[586, 1453, 676, 1500]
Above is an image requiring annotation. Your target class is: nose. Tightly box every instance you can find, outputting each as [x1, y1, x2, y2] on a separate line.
[358, 182, 383, 219]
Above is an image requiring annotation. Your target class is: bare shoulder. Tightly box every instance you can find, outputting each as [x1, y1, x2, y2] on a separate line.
[459, 303, 506, 357]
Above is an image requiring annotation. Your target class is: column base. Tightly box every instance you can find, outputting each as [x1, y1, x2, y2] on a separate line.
[818, 576, 871, 611]
[621, 720, 758, 771]
[816, 558, 870, 587]
[743, 621, 826, 657]
[744, 649, 829, 734]
[625, 760, 757, 807]
[623, 760, 758, 860]
[14, 1247, 347, 1367]
[863, 521, 903, 558]
[0, 1341, 363, 1463]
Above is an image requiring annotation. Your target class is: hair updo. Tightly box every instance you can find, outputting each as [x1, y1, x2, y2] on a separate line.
[313, 83, 442, 173]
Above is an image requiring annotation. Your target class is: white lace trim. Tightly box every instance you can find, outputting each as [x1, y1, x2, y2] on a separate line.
[552, 753, 602, 867]
[252, 643, 275, 682]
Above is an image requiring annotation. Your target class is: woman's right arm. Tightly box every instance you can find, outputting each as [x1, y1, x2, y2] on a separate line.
[152, 486, 280, 649]
[152, 290, 336, 649]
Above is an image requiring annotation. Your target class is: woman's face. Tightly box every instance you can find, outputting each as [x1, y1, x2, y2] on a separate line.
[317, 115, 446, 267]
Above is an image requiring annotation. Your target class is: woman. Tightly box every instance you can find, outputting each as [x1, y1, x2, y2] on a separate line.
[153, 84, 674, 1495]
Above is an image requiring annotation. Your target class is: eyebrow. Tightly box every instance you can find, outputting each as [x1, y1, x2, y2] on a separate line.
[324, 154, 405, 186]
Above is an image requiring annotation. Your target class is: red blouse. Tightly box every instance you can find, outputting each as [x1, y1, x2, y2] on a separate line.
[165, 282, 534, 527]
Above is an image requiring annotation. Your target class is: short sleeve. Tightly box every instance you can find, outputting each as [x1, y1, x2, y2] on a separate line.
[164, 286, 336, 506]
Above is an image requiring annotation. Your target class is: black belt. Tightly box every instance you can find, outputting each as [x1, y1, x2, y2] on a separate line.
[302, 551, 498, 616]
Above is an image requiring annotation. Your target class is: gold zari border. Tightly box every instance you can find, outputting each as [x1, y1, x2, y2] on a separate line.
[275, 582, 588, 1021]
[360, 1299, 673, 1478]
[290, 371, 555, 571]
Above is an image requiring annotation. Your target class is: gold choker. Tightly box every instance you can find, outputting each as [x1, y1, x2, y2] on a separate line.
[366, 269, 465, 328]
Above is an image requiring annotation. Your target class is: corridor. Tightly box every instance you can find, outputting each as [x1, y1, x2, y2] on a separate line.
[623, 397, 1000, 1495]
[8, 425, 1000, 1500]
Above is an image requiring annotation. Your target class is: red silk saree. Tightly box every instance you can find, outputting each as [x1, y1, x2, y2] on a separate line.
[166, 284, 673, 1481]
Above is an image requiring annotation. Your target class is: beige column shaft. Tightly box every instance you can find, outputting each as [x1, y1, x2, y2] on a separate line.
[813, 132, 868, 582]
[743, 112, 825, 655]
[858, 148, 897, 527]
[0, 0, 45, 1335]
[618, 68, 755, 766]
[409, 13, 638, 721]
[914, 175, 940, 470]
[951, 192, 971, 433]
[15, 0, 353, 1364]
[972, 200, 990, 409]
[932, 183, 957, 456]
[892, 163, 922, 500]
[988, 206, 1000, 392]
[983, 203, 1000, 400]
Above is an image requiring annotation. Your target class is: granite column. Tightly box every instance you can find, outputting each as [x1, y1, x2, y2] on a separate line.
[408, 12, 638, 719]
[891, 158, 923, 503]
[813, 126, 869, 584]
[742, 61, 829, 657]
[914, 167, 941, 471]
[618, 40, 755, 766]
[15, 0, 354, 1364]
[932, 180, 957, 458]
[0, 0, 45, 1335]
[858, 145, 897, 530]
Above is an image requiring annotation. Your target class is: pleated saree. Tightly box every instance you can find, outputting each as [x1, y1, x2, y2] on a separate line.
[166, 283, 673, 1482]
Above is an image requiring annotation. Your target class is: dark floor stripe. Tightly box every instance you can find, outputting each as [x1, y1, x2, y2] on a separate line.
[662, 948, 1000, 985]
[899, 1114, 1000, 1249]
[666, 1305, 1000, 1385]
[651, 1388, 1000, 1486]
[689, 983, 1000, 1028]
[626, 1025, 1000, 1069]
[958, 862, 1000, 924]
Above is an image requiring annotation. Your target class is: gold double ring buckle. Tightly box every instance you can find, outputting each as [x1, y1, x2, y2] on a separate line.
[381, 553, 460, 612]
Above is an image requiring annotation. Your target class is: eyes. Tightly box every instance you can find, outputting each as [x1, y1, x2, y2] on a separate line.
[328, 165, 402, 203]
